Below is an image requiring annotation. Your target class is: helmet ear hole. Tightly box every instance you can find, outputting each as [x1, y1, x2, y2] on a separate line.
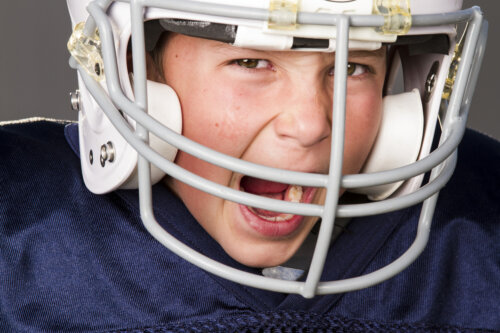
[384, 48, 404, 96]
[350, 89, 424, 201]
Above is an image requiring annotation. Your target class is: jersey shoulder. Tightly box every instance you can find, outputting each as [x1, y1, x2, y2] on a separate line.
[0, 117, 77, 168]
[331, 129, 500, 331]
[0, 118, 251, 332]
[0, 118, 81, 206]
[441, 128, 500, 219]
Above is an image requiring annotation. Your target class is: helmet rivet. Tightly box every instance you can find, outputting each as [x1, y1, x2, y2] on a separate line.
[69, 90, 81, 111]
[100, 141, 115, 167]
[89, 150, 94, 165]
[424, 61, 440, 102]
[94, 63, 102, 76]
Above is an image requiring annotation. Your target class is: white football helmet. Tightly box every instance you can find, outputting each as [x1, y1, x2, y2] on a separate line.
[66, 0, 487, 297]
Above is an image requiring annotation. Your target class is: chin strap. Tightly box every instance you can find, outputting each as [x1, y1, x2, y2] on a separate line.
[350, 89, 424, 200]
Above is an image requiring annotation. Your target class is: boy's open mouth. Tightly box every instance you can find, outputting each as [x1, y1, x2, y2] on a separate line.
[239, 176, 312, 222]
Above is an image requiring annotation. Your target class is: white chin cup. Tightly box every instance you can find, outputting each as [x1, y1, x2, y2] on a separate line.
[120, 79, 183, 189]
[351, 89, 424, 201]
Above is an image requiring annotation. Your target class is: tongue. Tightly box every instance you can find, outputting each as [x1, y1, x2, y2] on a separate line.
[240, 176, 289, 195]
[240, 176, 290, 219]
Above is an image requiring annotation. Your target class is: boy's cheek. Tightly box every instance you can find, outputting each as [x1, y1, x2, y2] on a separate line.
[343, 97, 383, 173]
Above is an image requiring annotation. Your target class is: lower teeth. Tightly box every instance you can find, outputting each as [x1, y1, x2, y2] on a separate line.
[249, 209, 294, 222]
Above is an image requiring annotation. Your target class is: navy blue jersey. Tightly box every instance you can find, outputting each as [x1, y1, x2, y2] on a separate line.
[1, 119, 499, 332]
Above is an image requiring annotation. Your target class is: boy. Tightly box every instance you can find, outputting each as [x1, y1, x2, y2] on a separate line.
[1, 0, 499, 331]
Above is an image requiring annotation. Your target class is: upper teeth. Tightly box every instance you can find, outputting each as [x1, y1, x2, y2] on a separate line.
[287, 185, 303, 203]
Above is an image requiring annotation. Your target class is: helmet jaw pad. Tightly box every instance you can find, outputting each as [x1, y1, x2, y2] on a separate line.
[351, 89, 424, 200]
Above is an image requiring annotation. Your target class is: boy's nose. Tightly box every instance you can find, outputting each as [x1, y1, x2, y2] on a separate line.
[273, 85, 331, 148]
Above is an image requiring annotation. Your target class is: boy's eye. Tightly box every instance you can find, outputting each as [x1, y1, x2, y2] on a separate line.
[235, 59, 270, 69]
[346, 62, 369, 76]
[330, 62, 369, 77]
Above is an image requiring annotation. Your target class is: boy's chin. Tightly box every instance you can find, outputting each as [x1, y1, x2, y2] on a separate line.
[218, 223, 315, 269]
[225, 246, 298, 269]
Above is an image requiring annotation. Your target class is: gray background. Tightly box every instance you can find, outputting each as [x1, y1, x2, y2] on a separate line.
[0, 1, 498, 139]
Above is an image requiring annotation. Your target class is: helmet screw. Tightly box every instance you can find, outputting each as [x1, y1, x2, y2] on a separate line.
[100, 141, 115, 167]
[424, 61, 440, 102]
[94, 63, 102, 76]
[69, 90, 81, 111]
[89, 150, 94, 165]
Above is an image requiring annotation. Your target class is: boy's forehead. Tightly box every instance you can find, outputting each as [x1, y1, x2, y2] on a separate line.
[348, 47, 386, 59]
[197, 35, 386, 60]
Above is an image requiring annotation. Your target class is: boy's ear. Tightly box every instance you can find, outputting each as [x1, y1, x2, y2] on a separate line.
[146, 52, 166, 83]
[126, 51, 165, 83]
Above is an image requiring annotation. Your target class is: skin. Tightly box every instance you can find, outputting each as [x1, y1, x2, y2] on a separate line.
[153, 33, 386, 268]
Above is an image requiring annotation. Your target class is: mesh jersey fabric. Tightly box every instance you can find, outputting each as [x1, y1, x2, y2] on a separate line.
[0, 118, 499, 332]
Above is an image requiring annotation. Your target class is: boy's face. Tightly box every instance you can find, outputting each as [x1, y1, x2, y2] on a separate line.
[159, 33, 386, 267]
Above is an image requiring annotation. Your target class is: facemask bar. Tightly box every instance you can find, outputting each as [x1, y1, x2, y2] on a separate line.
[70, 0, 486, 297]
